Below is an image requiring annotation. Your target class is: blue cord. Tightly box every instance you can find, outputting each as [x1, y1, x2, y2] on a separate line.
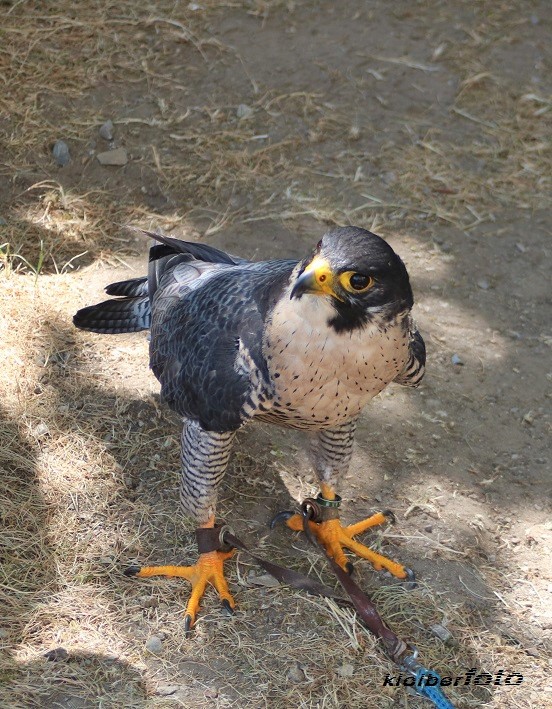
[414, 667, 456, 709]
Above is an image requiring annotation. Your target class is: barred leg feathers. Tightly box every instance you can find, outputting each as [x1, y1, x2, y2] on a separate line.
[125, 421, 237, 629]
[308, 419, 357, 491]
[285, 420, 410, 580]
[179, 420, 236, 525]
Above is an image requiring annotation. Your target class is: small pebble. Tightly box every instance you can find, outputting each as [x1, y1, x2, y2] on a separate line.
[424, 524, 433, 533]
[97, 147, 128, 166]
[515, 242, 526, 253]
[336, 663, 354, 678]
[156, 684, 179, 696]
[236, 103, 253, 119]
[99, 119, 114, 141]
[287, 662, 306, 683]
[0, 216, 7, 226]
[52, 140, 71, 166]
[451, 354, 464, 366]
[477, 279, 490, 290]
[143, 596, 159, 608]
[430, 624, 453, 643]
[247, 572, 280, 588]
[145, 635, 163, 654]
[33, 422, 50, 438]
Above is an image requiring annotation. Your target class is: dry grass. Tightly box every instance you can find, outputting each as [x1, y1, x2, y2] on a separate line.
[1, 0, 347, 273]
[2, 1, 549, 272]
[1, 1, 550, 708]
[384, 77, 550, 231]
[0, 273, 547, 708]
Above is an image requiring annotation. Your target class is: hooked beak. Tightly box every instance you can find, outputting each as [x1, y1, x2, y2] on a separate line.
[290, 257, 344, 301]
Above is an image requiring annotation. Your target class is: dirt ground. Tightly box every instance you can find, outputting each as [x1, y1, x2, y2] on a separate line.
[1, 1, 550, 708]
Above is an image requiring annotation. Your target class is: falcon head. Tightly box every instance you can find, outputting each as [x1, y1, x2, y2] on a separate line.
[290, 226, 413, 332]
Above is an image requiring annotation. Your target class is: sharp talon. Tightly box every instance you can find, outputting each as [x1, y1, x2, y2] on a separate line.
[269, 510, 294, 529]
[382, 510, 396, 525]
[404, 567, 416, 589]
[345, 561, 355, 576]
[221, 599, 234, 616]
[124, 565, 141, 577]
[184, 614, 193, 634]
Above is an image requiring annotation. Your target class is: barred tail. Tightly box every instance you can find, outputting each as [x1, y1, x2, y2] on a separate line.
[105, 276, 148, 297]
[73, 292, 150, 334]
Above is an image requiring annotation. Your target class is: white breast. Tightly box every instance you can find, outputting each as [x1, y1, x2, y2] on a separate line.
[262, 279, 409, 428]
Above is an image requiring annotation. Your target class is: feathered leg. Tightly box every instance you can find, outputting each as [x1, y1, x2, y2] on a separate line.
[285, 419, 410, 579]
[125, 420, 237, 629]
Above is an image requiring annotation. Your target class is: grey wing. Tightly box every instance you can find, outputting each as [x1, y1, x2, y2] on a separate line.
[149, 262, 292, 432]
[394, 327, 426, 387]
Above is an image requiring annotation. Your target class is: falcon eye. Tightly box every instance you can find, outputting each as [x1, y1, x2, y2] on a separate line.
[350, 274, 370, 290]
[339, 271, 375, 293]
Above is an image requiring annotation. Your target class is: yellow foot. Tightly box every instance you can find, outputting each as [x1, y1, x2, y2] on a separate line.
[285, 512, 410, 580]
[124, 549, 235, 631]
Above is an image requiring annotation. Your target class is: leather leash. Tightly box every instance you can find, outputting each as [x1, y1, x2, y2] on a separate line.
[219, 514, 457, 707]
[220, 509, 408, 666]
[222, 529, 348, 604]
[298, 501, 407, 664]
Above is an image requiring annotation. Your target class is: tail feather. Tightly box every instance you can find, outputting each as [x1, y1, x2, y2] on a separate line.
[105, 276, 148, 297]
[73, 296, 150, 334]
[74, 229, 243, 335]
[134, 228, 248, 266]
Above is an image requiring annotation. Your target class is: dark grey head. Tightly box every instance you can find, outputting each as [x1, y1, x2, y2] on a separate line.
[290, 226, 413, 332]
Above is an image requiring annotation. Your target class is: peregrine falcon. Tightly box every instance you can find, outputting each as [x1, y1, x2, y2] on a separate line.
[74, 226, 425, 628]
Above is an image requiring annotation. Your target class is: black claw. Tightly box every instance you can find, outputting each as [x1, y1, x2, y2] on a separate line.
[183, 614, 193, 635]
[221, 599, 235, 616]
[124, 565, 141, 577]
[403, 567, 417, 589]
[382, 509, 396, 525]
[269, 510, 295, 530]
[345, 561, 355, 576]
